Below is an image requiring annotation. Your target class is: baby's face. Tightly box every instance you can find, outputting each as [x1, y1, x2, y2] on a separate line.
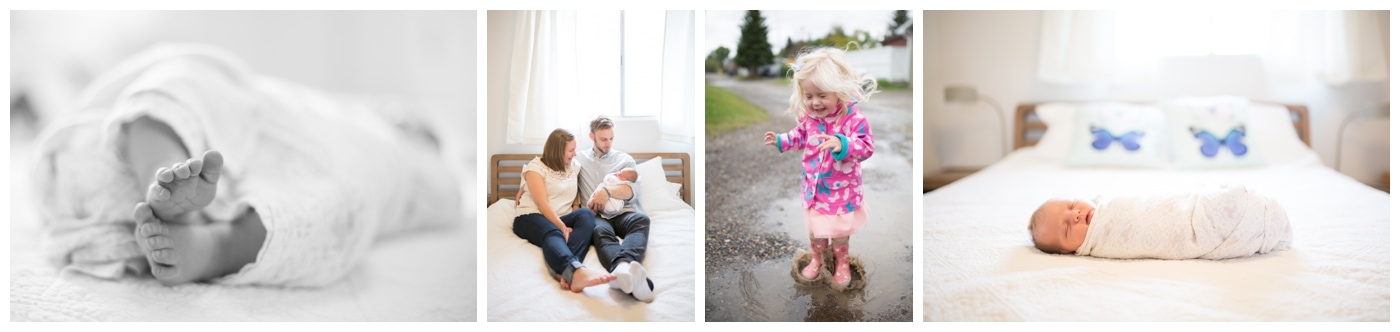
[616, 168, 638, 182]
[1032, 198, 1096, 254]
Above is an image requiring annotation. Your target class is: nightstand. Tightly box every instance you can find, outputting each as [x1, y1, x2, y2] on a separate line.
[1383, 171, 1390, 193]
[923, 167, 983, 193]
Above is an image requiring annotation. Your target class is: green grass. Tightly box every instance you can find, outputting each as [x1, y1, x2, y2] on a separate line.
[706, 84, 770, 137]
[877, 79, 912, 91]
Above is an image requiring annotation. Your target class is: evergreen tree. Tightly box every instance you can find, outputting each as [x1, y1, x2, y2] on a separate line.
[889, 10, 912, 38]
[734, 10, 774, 78]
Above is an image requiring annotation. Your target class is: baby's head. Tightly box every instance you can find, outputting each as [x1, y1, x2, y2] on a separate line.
[786, 47, 879, 119]
[614, 167, 638, 183]
[1028, 198, 1097, 254]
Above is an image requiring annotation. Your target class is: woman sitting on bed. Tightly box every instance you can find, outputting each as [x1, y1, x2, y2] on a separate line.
[512, 128, 617, 292]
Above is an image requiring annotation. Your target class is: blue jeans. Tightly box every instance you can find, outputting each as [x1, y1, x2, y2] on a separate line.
[512, 208, 596, 279]
[592, 211, 650, 271]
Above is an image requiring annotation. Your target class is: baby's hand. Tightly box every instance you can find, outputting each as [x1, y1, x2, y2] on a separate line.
[763, 132, 777, 146]
[815, 134, 842, 153]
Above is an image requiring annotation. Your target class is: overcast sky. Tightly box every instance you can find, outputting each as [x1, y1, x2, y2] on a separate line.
[705, 10, 903, 55]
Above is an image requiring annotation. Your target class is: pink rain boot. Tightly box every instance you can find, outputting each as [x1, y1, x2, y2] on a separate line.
[832, 243, 852, 287]
[800, 240, 828, 281]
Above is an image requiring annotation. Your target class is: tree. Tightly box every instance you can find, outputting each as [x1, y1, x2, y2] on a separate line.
[711, 46, 730, 64]
[889, 10, 912, 38]
[734, 10, 774, 78]
[705, 46, 731, 73]
[812, 26, 876, 50]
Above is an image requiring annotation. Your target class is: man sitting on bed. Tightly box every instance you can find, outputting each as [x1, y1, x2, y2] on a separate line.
[577, 115, 655, 302]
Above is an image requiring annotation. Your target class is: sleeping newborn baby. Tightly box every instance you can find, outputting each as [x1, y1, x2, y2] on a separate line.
[591, 167, 638, 219]
[1028, 184, 1292, 259]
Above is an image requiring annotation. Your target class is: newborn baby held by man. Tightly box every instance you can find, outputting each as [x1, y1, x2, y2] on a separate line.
[1029, 184, 1292, 260]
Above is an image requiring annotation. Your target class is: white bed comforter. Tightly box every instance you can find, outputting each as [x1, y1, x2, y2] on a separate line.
[923, 150, 1389, 321]
[486, 200, 696, 321]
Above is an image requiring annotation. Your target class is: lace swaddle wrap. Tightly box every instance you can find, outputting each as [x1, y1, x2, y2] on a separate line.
[1077, 184, 1293, 260]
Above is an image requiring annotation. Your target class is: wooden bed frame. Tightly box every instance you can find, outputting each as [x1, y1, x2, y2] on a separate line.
[487, 153, 692, 206]
[1013, 102, 1311, 149]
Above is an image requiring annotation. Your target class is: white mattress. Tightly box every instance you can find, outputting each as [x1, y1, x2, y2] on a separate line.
[9, 143, 478, 321]
[923, 150, 1390, 321]
[486, 200, 696, 321]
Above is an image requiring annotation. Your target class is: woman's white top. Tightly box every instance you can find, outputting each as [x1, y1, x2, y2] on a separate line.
[514, 157, 580, 218]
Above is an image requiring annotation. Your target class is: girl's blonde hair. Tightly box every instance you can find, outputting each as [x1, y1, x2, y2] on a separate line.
[786, 47, 880, 119]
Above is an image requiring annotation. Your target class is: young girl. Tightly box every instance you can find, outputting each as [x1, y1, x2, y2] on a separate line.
[762, 47, 878, 288]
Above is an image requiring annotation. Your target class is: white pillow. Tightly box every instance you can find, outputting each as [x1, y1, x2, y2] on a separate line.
[1033, 102, 1151, 163]
[487, 198, 515, 231]
[1248, 103, 1316, 165]
[1029, 102, 1078, 161]
[1063, 104, 1169, 168]
[634, 156, 691, 213]
[1162, 96, 1267, 169]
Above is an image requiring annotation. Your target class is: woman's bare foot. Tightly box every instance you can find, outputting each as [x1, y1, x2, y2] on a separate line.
[132, 201, 264, 285]
[567, 267, 617, 293]
[147, 150, 223, 222]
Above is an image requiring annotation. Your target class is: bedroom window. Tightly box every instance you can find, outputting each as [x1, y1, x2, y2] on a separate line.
[1039, 10, 1388, 86]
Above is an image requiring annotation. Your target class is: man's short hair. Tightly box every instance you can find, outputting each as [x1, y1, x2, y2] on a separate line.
[590, 115, 614, 133]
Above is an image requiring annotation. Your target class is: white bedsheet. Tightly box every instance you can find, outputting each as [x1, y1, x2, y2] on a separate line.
[9, 143, 478, 321]
[923, 150, 1389, 321]
[486, 199, 696, 321]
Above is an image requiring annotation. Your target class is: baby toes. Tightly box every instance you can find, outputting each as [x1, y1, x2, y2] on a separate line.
[186, 157, 204, 176]
[148, 183, 171, 202]
[150, 248, 179, 265]
[146, 235, 174, 251]
[155, 167, 174, 183]
[172, 162, 191, 179]
[133, 203, 156, 249]
[151, 264, 178, 281]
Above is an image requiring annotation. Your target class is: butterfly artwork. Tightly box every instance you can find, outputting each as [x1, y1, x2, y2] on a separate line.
[1089, 125, 1145, 151]
[1190, 126, 1247, 157]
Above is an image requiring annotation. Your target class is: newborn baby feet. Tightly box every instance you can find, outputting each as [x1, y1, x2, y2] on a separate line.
[133, 202, 225, 285]
[147, 150, 224, 222]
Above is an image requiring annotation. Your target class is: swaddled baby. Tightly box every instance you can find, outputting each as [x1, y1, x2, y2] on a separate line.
[591, 167, 638, 219]
[1028, 184, 1292, 259]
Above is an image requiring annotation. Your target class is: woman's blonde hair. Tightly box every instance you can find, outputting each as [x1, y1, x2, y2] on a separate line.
[786, 47, 880, 120]
[541, 128, 574, 172]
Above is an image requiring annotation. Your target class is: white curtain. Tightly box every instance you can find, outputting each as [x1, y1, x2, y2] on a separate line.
[506, 11, 620, 145]
[1264, 11, 1389, 85]
[658, 10, 695, 143]
[1038, 10, 1388, 86]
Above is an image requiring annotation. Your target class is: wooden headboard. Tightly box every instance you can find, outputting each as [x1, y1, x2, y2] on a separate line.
[488, 153, 692, 206]
[1013, 103, 1311, 149]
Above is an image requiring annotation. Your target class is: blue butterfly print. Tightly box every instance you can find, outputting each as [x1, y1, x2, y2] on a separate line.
[1089, 125, 1144, 151]
[1190, 126, 1247, 157]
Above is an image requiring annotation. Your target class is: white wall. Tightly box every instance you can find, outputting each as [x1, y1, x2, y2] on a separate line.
[847, 46, 911, 82]
[485, 11, 695, 167]
[923, 10, 1390, 187]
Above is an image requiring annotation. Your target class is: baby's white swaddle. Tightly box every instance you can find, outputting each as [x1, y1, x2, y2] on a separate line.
[592, 174, 629, 219]
[1077, 184, 1292, 260]
[33, 44, 460, 286]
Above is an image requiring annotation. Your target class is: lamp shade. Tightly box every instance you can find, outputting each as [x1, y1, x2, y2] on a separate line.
[945, 85, 979, 104]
